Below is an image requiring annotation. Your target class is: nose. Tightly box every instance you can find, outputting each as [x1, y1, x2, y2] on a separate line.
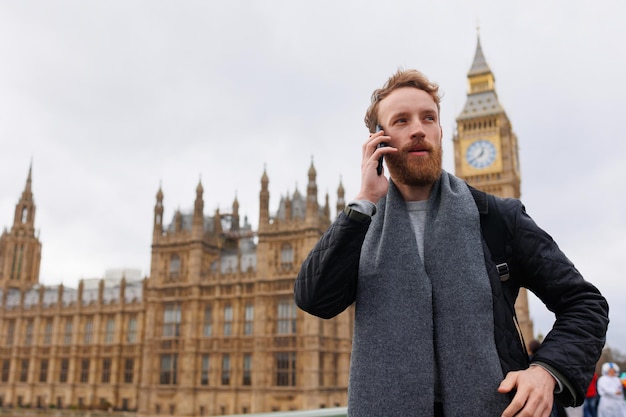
[409, 119, 426, 140]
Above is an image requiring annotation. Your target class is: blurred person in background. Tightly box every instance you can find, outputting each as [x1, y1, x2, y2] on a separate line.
[597, 363, 625, 417]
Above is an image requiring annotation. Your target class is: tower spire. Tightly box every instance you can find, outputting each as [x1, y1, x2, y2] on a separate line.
[0, 163, 42, 289]
[24, 161, 33, 196]
[336, 176, 346, 216]
[305, 157, 318, 222]
[468, 32, 491, 78]
[13, 164, 35, 228]
[153, 184, 164, 239]
[259, 165, 270, 230]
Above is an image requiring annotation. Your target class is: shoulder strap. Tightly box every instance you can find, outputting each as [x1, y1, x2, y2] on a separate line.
[468, 185, 527, 360]
[468, 186, 510, 282]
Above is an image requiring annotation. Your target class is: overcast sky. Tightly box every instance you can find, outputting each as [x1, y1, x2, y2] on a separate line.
[1, 1, 625, 351]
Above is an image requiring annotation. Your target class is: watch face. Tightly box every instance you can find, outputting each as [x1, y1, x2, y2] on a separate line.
[466, 140, 497, 169]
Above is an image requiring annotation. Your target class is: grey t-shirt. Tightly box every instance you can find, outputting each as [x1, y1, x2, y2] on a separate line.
[406, 200, 428, 261]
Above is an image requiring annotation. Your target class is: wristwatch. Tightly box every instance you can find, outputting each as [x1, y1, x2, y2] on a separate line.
[343, 206, 373, 223]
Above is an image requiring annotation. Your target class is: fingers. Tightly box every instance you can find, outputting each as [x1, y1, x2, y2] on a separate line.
[497, 372, 517, 394]
[355, 130, 391, 203]
[499, 369, 555, 417]
[362, 129, 387, 159]
[362, 130, 395, 171]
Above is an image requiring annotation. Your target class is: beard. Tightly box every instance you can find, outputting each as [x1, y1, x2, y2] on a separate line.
[386, 142, 443, 187]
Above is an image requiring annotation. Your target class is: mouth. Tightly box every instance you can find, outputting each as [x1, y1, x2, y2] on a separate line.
[408, 146, 430, 155]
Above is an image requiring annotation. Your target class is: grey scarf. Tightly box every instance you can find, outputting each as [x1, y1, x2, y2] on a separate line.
[348, 171, 509, 416]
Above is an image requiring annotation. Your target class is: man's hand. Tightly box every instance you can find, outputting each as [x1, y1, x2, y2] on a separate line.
[354, 130, 396, 203]
[498, 366, 557, 417]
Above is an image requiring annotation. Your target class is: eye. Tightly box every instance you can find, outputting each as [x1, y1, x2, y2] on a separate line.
[424, 115, 436, 122]
[394, 118, 407, 124]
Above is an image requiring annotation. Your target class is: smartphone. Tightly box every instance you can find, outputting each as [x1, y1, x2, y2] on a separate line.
[375, 125, 387, 176]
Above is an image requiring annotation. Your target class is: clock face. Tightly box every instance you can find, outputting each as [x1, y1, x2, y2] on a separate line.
[466, 140, 497, 169]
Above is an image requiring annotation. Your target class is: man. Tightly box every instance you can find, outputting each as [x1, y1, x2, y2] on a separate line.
[596, 363, 624, 417]
[294, 69, 609, 417]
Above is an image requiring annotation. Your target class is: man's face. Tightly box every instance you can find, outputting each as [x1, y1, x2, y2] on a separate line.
[377, 87, 443, 187]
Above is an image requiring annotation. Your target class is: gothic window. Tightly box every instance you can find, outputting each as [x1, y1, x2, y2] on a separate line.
[1, 360, 9, 382]
[43, 320, 52, 345]
[101, 358, 112, 383]
[223, 305, 233, 336]
[63, 319, 73, 345]
[84, 319, 93, 345]
[201, 355, 210, 386]
[221, 354, 230, 385]
[160, 354, 177, 385]
[243, 354, 252, 386]
[169, 254, 181, 280]
[59, 358, 69, 383]
[19, 359, 28, 382]
[124, 358, 134, 383]
[277, 299, 297, 335]
[39, 359, 48, 383]
[275, 352, 296, 386]
[244, 303, 254, 336]
[104, 317, 115, 344]
[11, 245, 23, 280]
[163, 303, 181, 337]
[127, 316, 137, 343]
[24, 320, 33, 346]
[80, 359, 90, 383]
[280, 243, 294, 269]
[203, 306, 213, 337]
[21, 207, 28, 223]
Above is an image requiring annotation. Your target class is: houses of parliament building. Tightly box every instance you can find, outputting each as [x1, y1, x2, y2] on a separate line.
[0, 37, 533, 416]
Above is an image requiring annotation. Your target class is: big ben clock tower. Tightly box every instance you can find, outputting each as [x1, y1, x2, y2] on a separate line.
[453, 34, 534, 345]
[454, 34, 521, 198]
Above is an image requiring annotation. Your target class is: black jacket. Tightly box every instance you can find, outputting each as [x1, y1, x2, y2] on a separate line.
[295, 192, 609, 407]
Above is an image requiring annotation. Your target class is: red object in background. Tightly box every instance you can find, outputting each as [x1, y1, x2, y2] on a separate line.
[586, 373, 598, 398]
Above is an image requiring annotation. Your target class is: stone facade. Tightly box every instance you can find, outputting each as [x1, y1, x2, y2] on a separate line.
[0, 162, 352, 416]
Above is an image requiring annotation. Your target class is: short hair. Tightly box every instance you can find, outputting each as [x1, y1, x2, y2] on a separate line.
[364, 69, 441, 133]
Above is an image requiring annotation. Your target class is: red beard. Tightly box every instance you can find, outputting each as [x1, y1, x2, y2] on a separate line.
[386, 142, 443, 187]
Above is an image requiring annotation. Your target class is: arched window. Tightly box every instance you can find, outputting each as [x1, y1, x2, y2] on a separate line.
[244, 303, 254, 336]
[203, 306, 213, 337]
[277, 299, 296, 335]
[163, 303, 181, 337]
[223, 305, 233, 336]
[169, 254, 181, 279]
[280, 244, 294, 270]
